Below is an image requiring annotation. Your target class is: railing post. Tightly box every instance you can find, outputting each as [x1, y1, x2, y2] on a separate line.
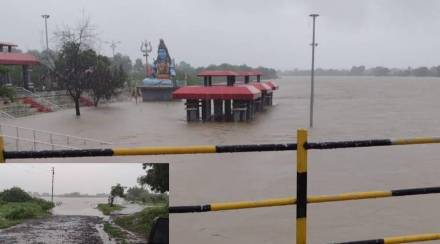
[0, 136, 4, 163]
[50, 134, 54, 150]
[15, 127, 19, 150]
[296, 129, 308, 244]
[33, 130, 36, 151]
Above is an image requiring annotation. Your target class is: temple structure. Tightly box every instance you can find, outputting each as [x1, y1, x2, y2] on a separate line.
[172, 70, 278, 122]
[137, 39, 183, 101]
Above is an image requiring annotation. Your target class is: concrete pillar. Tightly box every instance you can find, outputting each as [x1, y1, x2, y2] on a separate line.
[227, 76, 236, 86]
[22, 65, 30, 90]
[224, 99, 232, 121]
[204, 76, 208, 86]
[208, 76, 212, 86]
[201, 99, 211, 122]
[244, 75, 250, 84]
[213, 100, 223, 121]
[257, 75, 261, 83]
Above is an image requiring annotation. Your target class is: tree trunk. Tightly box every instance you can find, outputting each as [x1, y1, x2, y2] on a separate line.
[74, 97, 81, 116]
[109, 196, 114, 206]
[94, 97, 100, 107]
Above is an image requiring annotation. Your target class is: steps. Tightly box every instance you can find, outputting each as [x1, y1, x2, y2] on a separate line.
[21, 97, 52, 112]
[79, 96, 94, 107]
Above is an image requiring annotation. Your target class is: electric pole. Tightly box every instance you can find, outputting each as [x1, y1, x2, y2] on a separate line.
[51, 167, 54, 203]
[41, 14, 50, 50]
[309, 14, 319, 128]
[108, 40, 121, 57]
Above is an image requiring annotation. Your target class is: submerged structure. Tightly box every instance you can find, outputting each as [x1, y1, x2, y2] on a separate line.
[173, 70, 278, 122]
[137, 39, 183, 101]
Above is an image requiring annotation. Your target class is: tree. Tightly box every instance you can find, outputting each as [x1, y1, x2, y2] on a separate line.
[112, 53, 132, 74]
[138, 163, 169, 193]
[88, 55, 126, 106]
[350, 65, 365, 76]
[109, 183, 125, 206]
[53, 17, 97, 116]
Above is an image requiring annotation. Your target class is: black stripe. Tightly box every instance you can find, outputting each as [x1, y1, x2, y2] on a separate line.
[169, 205, 211, 213]
[332, 239, 384, 244]
[306, 139, 392, 150]
[392, 186, 440, 196]
[4, 149, 114, 159]
[296, 172, 307, 218]
[216, 143, 296, 153]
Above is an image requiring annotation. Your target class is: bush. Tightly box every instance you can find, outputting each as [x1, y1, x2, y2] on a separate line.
[0, 187, 32, 202]
[114, 206, 168, 236]
[32, 198, 55, 211]
[5, 205, 39, 220]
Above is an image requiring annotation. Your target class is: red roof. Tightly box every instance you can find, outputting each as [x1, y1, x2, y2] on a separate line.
[236, 70, 263, 76]
[197, 70, 238, 77]
[265, 81, 279, 90]
[173, 85, 261, 100]
[251, 82, 272, 93]
[0, 53, 39, 65]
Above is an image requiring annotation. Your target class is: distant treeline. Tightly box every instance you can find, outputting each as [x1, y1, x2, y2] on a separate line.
[176, 62, 278, 85]
[32, 192, 108, 198]
[280, 65, 440, 77]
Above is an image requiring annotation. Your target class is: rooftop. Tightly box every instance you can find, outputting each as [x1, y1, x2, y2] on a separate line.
[172, 85, 261, 100]
[0, 53, 39, 65]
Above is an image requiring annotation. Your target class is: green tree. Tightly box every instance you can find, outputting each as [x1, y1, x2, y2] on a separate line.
[138, 163, 169, 193]
[89, 55, 126, 106]
[109, 183, 125, 206]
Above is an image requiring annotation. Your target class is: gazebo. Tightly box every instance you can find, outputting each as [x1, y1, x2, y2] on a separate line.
[0, 42, 39, 90]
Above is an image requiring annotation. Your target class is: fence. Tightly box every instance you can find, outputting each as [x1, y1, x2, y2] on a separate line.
[1, 129, 440, 243]
[0, 123, 112, 151]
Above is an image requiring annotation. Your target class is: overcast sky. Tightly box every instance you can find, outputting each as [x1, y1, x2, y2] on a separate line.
[3, 0, 440, 70]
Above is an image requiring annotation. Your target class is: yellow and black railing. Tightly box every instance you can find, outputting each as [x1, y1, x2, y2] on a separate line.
[2, 131, 440, 243]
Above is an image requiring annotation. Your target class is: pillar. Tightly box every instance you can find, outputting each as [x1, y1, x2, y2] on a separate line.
[213, 100, 223, 121]
[22, 65, 30, 90]
[224, 99, 232, 121]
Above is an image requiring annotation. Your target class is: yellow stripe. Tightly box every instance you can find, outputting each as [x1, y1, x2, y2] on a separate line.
[308, 191, 391, 203]
[393, 137, 440, 145]
[297, 129, 308, 173]
[210, 197, 295, 211]
[384, 233, 440, 243]
[113, 145, 216, 156]
[0, 136, 4, 163]
[296, 217, 307, 244]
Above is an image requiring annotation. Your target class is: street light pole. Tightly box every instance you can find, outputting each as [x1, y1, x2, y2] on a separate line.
[309, 14, 319, 128]
[41, 14, 50, 50]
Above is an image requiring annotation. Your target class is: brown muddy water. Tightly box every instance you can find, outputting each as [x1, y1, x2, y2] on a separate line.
[2, 76, 440, 243]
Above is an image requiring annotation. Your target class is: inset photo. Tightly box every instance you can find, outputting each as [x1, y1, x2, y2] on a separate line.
[0, 163, 169, 244]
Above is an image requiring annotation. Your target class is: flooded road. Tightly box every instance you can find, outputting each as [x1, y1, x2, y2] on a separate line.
[2, 76, 440, 243]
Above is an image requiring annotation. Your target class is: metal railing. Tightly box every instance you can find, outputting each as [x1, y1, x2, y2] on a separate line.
[1, 129, 440, 243]
[0, 123, 111, 151]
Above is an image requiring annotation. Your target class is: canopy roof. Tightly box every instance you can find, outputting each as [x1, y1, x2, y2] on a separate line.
[251, 82, 273, 93]
[197, 70, 263, 77]
[173, 85, 261, 100]
[0, 53, 39, 65]
[264, 81, 279, 90]
[0, 42, 18, 47]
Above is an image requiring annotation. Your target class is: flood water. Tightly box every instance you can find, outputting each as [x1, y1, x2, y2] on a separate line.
[2, 76, 440, 243]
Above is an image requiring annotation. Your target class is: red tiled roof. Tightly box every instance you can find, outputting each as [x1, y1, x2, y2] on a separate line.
[0, 53, 39, 65]
[173, 85, 261, 100]
[197, 70, 239, 77]
[264, 81, 279, 90]
[251, 82, 273, 93]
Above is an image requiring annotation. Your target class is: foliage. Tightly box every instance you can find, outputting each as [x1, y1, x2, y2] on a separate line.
[0, 187, 54, 229]
[0, 187, 32, 202]
[114, 205, 168, 237]
[97, 203, 123, 215]
[88, 55, 126, 106]
[103, 222, 127, 239]
[112, 53, 132, 74]
[138, 164, 169, 193]
[108, 183, 125, 206]
[53, 17, 97, 116]
[125, 186, 168, 204]
[0, 86, 16, 102]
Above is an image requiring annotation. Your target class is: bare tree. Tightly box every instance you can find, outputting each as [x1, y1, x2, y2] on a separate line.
[52, 17, 97, 116]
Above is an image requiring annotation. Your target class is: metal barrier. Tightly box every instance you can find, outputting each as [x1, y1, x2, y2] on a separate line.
[1, 129, 440, 243]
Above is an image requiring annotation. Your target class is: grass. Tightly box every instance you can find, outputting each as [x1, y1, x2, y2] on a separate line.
[0, 200, 53, 229]
[97, 203, 124, 215]
[114, 205, 168, 237]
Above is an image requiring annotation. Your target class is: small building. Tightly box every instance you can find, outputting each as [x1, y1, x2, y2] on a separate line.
[0, 42, 39, 90]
